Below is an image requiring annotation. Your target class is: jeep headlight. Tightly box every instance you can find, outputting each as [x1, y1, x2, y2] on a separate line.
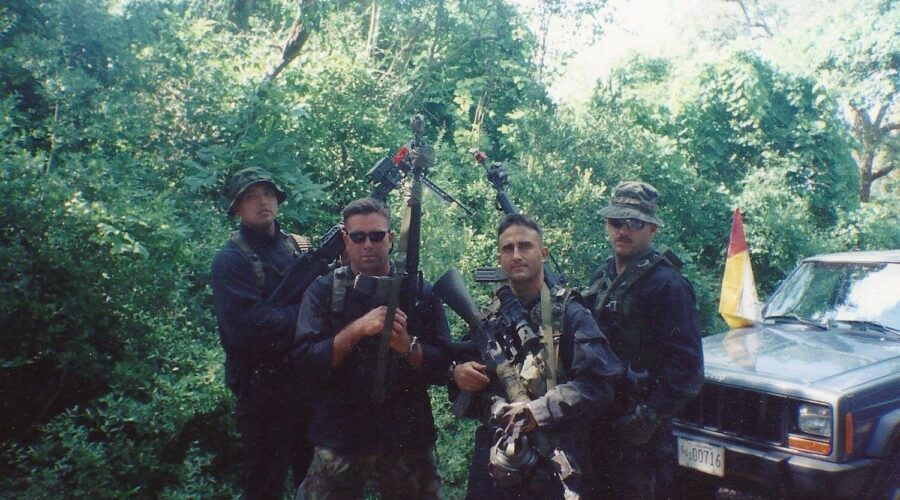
[798, 404, 832, 438]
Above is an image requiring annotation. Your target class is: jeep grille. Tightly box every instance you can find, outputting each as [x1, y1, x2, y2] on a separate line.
[679, 382, 790, 445]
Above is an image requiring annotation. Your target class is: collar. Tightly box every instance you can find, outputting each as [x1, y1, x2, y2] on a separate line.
[609, 247, 658, 277]
[239, 220, 282, 249]
[348, 260, 396, 278]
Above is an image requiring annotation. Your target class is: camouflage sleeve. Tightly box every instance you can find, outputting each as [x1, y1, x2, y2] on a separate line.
[527, 303, 623, 429]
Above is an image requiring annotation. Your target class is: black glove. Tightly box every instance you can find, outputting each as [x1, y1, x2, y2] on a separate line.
[612, 404, 659, 445]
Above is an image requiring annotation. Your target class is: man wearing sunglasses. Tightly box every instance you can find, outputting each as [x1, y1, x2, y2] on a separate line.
[585, 181, 704, 500]
[211, 168, 314, 500]
[292, 197, 452, 499]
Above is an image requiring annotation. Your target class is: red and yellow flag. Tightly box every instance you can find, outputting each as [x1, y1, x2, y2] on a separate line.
[719, 209, 761, 328]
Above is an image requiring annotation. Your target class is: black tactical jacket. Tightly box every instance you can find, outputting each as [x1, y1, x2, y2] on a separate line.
[292, 267, 453, 454]
[526, 295, 622, 427]
[211, 221, 300, 392]
[586, 249, 704, 418]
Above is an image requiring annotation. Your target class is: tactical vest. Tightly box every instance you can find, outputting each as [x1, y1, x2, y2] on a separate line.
[330, 265, 355, 314]
[329, 264, 401, 314]
[484, 286, 582, 399]
[584, 246, 683, 372]
[229, 230, 312, 290]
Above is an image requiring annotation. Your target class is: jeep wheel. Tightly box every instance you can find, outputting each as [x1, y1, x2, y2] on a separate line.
[868, 447, 899, 500]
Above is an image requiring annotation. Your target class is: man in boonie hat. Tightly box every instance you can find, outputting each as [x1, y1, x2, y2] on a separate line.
[225, 167, 288, 230]
[598, 181, 664, 268]
[585, 180, 704, 500]
[212, 167, 313, 499]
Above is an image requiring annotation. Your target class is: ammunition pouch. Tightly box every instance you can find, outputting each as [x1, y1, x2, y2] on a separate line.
[612, 404, 659, 445]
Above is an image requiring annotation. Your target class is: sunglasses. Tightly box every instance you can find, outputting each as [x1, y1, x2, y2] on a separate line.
[607, 218, 649, 231]
[346, 230, 388, 244]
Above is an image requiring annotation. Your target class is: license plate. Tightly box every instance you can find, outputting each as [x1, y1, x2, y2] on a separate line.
[678, 437, 724, 477]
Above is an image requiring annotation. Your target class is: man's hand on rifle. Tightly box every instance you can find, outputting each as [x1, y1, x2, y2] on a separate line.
[333, 306, 418, 367]
[353, 306, 424, 368]
[355, 306, 408, 340]
[490, 399, 537, 433]
[453, 361, 490, 392]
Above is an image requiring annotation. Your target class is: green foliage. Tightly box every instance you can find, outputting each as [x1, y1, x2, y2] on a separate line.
[1, 0, 895, 498]
[678, 53, 859, 227]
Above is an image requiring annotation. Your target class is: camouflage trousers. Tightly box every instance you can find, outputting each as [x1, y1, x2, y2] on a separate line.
[294, 445, 443, 500]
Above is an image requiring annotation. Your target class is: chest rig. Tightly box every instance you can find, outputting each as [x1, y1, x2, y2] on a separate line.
[584, 246, 682, 370]
[330, 265, 355, 313]
[230, 230, 312, 290]
[484, 286, 580, 399]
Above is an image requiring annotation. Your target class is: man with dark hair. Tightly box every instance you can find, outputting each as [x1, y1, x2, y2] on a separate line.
[585, 181, 704, 500]
[293, 197, 452, 499]
[451, 213, 623, 499]
[211, 167, 314, 500]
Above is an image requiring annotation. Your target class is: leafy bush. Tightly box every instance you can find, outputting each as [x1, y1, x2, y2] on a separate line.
[2, 0, 894, 498]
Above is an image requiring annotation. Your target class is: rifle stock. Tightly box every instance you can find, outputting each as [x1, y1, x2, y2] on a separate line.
[433, 268, 530, 417]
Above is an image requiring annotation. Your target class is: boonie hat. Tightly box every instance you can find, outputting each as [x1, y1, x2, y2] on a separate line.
[226, 167, 287, 216]
[599, 181, 664, 227]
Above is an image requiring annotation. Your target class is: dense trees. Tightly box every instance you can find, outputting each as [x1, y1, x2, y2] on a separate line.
[1, 0, 896, 497]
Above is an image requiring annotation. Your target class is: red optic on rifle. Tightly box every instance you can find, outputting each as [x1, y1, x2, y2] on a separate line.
[393, 146, 409, 165]
[473, 151, 488, 165]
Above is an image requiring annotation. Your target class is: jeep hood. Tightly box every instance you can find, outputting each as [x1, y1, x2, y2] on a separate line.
[702, 324, 900, 391]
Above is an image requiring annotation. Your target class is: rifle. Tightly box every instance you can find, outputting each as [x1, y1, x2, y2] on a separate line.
[434, 267, 583, 497]
[265, 133, 445, 308]
[472, 150, 567, 287]
[267, 223, 345, 307]
[371, 115, 436, 403]
[434, 268, 531, 416]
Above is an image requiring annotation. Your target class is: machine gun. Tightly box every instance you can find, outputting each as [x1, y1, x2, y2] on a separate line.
[434, 267, 583, 497]
[370, 115, 431, 403]
[368, 115, 475, 402]
[447, 266, 545, 415]
[472, 150, 567, 287]
[266, 119, 473, 309]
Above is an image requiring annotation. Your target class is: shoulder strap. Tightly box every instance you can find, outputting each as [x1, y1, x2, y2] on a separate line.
[584, 260, 613, 299]
[331, 265, 354, 314]
[230, 231, 265, 290]
[539, 284, 557, 390]
[656, 245, 684, 271]
[596, 247, 684, 315]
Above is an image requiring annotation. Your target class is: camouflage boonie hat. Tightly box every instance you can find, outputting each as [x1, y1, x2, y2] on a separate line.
[599, 181, 664, 227]
[226, 167, 287, 216]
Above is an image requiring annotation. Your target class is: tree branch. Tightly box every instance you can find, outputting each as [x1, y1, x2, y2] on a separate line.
[872, 163, 895, 181]
[729, 0, 774, 38]
[265, 18, 309, 83]
[882, 121, 900, 133]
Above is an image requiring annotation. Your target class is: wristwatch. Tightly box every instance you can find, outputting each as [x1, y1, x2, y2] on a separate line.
[402, 336, 419, 359]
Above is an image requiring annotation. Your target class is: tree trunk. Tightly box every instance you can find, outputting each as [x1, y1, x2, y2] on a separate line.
[851, 102, 896, 203]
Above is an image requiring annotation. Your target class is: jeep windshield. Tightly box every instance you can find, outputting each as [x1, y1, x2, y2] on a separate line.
[763, 260, 900, 334]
